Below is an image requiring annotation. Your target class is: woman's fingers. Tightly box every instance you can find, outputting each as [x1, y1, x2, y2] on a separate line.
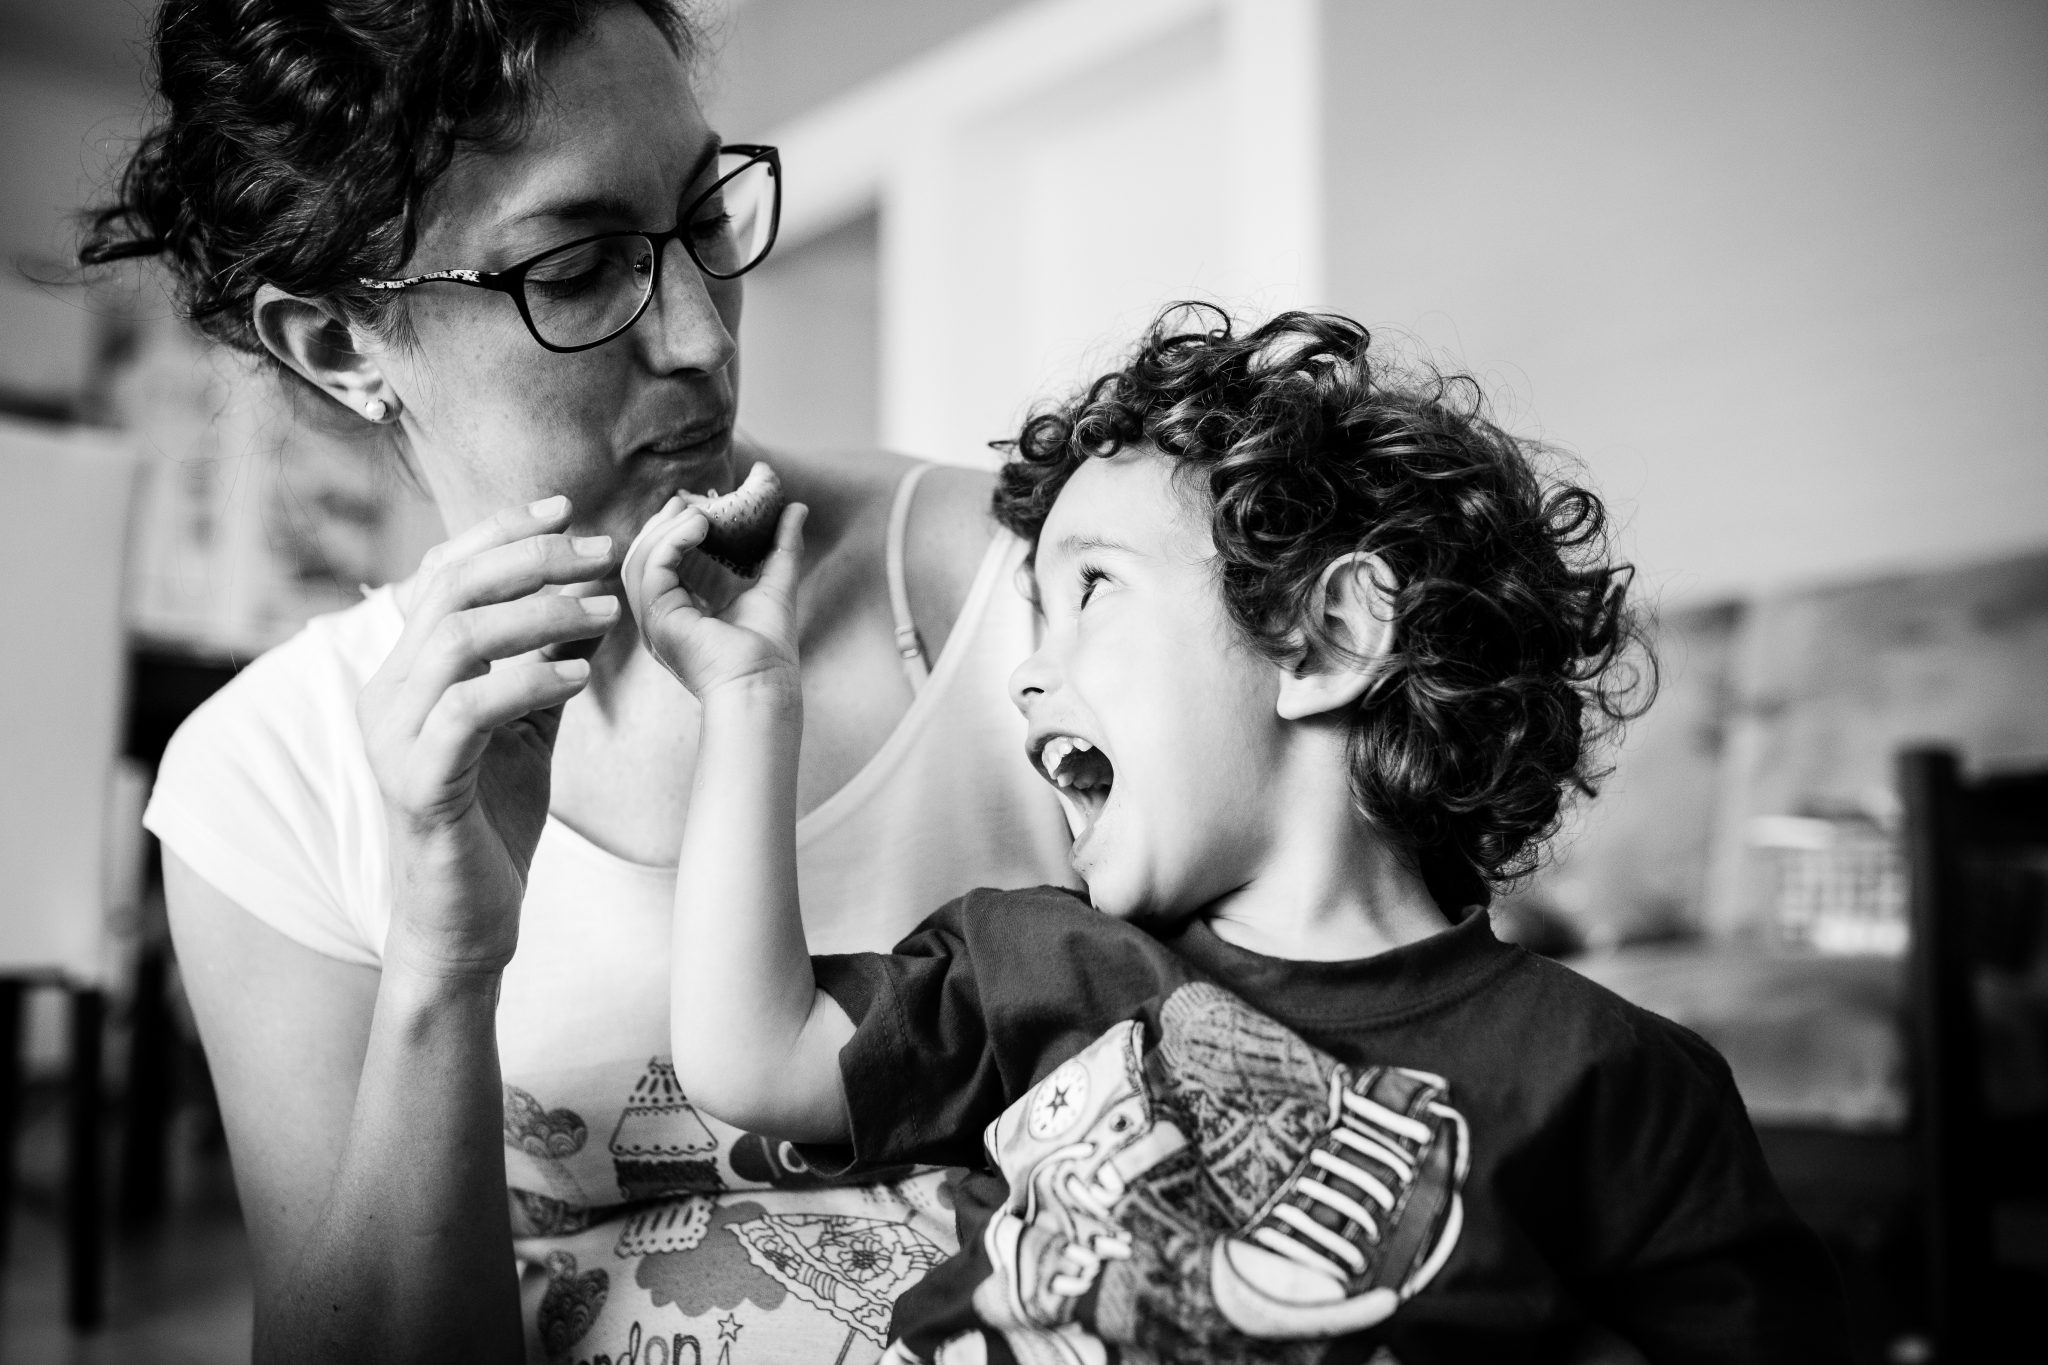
[400, 658, 593, 810]
[386, 593, 621, 740]
[414, 495, 571, 584]
[388, 529, 616, 676]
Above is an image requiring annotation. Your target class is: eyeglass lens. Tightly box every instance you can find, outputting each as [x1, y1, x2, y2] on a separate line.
[519, 152, 777, 349]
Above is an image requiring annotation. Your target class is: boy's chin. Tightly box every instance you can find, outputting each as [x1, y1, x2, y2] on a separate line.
[1084, 883, 1189, 930]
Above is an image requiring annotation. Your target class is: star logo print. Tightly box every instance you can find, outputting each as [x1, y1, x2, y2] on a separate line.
[1027, 1059, 1091, 1139]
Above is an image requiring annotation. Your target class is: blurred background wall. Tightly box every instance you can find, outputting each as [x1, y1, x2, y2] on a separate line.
[1317, 0, 2048, 601]
[6, 0, 2044, 611]
[718, 0, 2048, 604]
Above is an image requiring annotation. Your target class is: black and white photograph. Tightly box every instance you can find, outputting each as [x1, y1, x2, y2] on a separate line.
[1, 2, 2045, 1362]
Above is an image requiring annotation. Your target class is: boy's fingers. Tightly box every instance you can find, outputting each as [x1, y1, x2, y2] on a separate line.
[623, 500, 705, 603]
[752, 502, 808, 605]
[623, 495, 689, 578]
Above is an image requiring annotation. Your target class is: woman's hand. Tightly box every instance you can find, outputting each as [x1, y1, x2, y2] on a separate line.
[359, 495, 619, 979]
[623, 493, 808, 701]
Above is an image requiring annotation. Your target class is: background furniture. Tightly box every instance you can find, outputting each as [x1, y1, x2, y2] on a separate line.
[0, 416, 145, 1330]
[1533, 547, 2048, 1362]
[1901, 748, 2048, 1360]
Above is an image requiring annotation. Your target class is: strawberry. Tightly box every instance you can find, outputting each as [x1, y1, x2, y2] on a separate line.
[682, 462, 785, 575]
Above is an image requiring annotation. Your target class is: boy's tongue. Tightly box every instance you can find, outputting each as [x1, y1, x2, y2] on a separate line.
[1056, 772, 1112, 853]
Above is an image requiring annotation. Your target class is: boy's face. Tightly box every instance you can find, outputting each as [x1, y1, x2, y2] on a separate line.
[1011, 448, 1289, 923]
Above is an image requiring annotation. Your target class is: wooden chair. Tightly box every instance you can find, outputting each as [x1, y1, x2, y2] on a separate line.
[1899, 746, 2048, 1361]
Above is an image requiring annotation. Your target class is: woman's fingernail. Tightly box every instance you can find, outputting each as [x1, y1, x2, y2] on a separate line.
[572, 535, 613, 556]
[578, 595, 619, 617]
[554, 658, 591, 682]
[530, 495, 569, 519]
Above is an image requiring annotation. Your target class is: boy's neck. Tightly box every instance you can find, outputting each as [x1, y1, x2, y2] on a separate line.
[1200, 743, 1453, 963]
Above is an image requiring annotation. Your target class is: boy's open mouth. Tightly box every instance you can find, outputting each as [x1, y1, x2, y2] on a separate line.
[1033, 734, 1116, 840]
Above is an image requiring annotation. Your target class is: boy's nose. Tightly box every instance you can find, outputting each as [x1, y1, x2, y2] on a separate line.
[1008, 647, 1056, 714]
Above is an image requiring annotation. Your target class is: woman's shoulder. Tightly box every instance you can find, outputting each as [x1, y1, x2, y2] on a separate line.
[763, 444, 1006, 653]
[145, 590, 402, 965]
[179, 589, 404, 751]
[768, 445, 994, 534]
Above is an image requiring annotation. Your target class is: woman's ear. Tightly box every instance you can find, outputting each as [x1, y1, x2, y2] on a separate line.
[251, 284, 401, 424]
[1275, 551, 1397, 721]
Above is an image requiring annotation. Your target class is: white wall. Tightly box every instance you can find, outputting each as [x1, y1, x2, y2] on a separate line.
[752, 0, 1324, 466]
[1322, 0, 2048, 601]
[0, 54, 141, 265]
[0, 54, 145, 400]
[735, 211, 881, 451]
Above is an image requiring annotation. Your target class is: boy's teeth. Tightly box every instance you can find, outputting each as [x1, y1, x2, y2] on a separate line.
[1041, 737, 1073, 781]
[1071, 737, 1093, 752]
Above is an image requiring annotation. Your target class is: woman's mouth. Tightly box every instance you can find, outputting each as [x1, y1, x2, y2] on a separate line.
[634, 415, 734, 461]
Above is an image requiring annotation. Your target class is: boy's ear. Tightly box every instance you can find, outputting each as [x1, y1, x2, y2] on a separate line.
[1275, 551, 1397, 721]
[251, 283, 400, 424]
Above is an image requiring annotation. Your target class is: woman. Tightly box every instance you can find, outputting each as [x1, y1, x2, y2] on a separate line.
[87, 2, 1072, 1361]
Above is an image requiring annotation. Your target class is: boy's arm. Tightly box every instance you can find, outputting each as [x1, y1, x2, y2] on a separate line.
[673, 676, 855, 1141]
[623, 495, 854, 1143]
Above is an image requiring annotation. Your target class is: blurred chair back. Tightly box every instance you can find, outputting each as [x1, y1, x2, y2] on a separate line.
[0, 418, 141, 984]
[1901, 746, 2048, 1362]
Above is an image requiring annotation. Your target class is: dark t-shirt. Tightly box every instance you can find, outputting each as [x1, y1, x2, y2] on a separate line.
[810, 886, 1849, 1364]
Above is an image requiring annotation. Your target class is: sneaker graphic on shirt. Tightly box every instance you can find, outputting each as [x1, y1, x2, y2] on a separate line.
[973, 1020, 1193, 1335]
[916, 987, 1470, 1364]
[1211, 1064, 1468, 1338]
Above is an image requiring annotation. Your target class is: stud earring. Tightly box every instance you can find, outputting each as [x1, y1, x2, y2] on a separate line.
[363, 397, 389, 423]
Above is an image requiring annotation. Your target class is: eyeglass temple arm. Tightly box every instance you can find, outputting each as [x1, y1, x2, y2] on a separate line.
[360, 267, 497, 291]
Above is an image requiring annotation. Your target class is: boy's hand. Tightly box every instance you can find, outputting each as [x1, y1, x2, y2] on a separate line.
[623, 493, 808, 700]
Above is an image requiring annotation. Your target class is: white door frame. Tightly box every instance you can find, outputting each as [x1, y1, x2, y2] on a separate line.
[763, 0, 1324, 462]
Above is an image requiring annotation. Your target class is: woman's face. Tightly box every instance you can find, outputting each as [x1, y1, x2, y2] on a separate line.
[366, 4, 741, 543]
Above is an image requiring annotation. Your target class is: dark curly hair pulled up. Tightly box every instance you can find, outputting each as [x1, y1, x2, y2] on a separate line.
[79, 0, 695, 355]
[993, 304, 1654, 911]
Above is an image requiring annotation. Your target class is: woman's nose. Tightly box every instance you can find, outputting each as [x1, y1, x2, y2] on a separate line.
[642, 241, 739, 375]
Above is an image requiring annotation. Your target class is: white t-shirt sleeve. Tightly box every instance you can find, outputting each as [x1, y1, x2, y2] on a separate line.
[144, 595, 401, 967]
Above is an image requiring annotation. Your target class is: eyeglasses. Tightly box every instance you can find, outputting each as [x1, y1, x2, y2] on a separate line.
[359, 144, 781, 354]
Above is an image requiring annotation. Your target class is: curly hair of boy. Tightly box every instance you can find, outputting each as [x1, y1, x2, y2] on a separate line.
[991, 303, 1655, 912]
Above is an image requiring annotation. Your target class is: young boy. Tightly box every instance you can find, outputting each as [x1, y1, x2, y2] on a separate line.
[622, 308, 1849, 1364]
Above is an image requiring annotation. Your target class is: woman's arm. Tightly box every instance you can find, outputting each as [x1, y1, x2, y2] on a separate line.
[169, 497, 619, 1364]
[168, 857, 523, 1363]
[624, 496, 854, 1142]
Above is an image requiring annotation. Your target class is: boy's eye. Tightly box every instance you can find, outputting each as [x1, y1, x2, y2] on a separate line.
[1077, 566, 1107, 607]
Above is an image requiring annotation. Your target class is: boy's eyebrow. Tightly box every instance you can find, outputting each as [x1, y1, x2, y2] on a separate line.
[1051, 533, 1139, 559]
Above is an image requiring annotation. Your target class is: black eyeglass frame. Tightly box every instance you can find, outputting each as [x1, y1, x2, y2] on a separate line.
[358, 143, 781, 354]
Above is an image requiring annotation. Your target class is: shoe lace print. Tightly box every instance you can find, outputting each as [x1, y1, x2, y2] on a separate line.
[1250, 1075, 1434, 1281]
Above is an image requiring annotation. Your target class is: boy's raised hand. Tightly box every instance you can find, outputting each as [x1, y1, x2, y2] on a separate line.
[622, 492, 808, 700]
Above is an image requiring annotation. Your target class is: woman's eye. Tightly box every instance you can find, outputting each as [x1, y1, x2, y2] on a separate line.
[525, 242, 632, 299]
[689, 203, 733, 246]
